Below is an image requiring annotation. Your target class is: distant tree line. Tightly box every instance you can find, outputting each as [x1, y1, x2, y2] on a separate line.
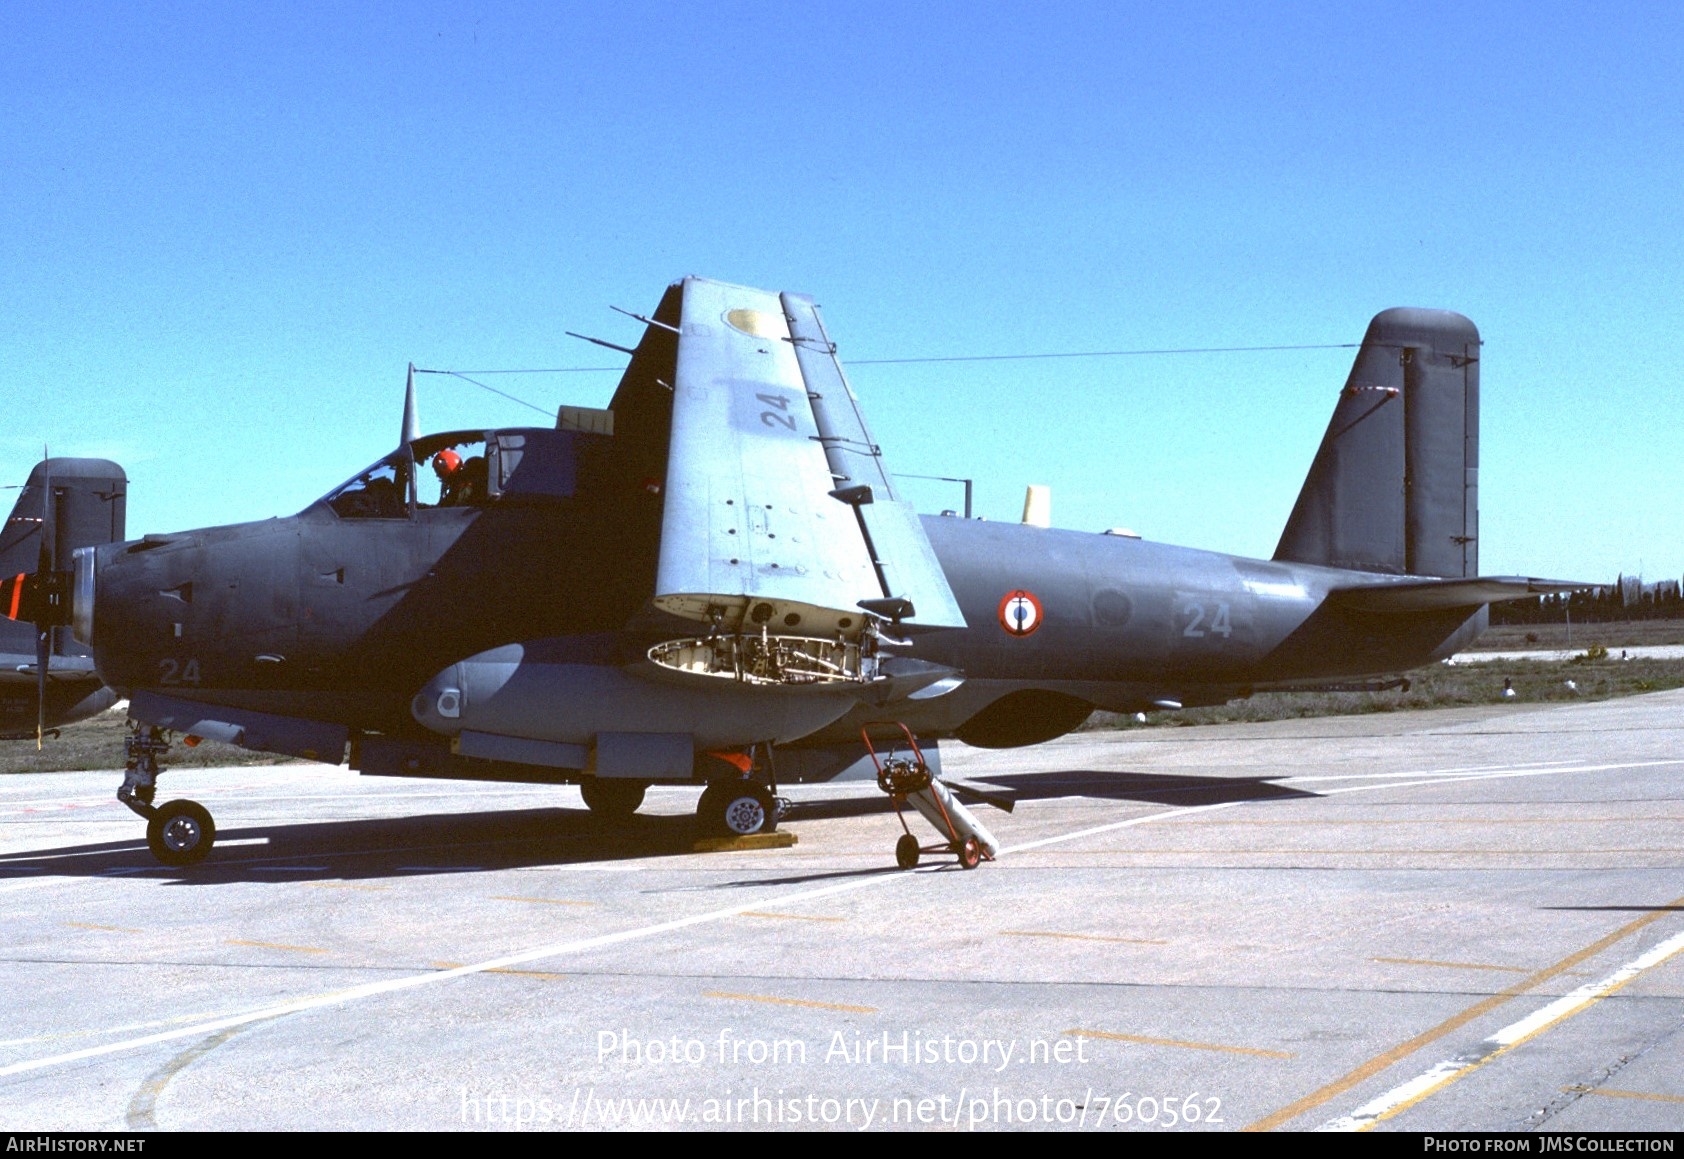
[1491, 576, 1684, 624]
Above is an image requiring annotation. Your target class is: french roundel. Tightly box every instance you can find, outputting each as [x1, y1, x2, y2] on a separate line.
[998, 590, 1043, 637]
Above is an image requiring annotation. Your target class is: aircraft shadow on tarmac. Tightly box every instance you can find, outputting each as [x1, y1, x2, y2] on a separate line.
[0, 771, 1317, 884]
[0, 806, 712, 884]
[784, 768, 1319, 822]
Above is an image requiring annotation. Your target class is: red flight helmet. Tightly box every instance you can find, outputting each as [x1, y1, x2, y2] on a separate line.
[432, 449, 462, 478]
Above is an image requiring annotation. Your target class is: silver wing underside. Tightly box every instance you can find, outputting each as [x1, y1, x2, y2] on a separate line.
[653, 277, 965, 638]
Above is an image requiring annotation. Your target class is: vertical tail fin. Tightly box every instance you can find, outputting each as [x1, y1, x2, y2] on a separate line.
[1274, 308, 1479, 577]
[1, 458, 127, 659]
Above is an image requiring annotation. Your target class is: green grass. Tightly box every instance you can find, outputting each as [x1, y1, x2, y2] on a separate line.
[1471, 620, 1684, 650]
[1, 708, 299, 775]
[1088, 656, 1684, 730]
[9, 651, 1684, 774]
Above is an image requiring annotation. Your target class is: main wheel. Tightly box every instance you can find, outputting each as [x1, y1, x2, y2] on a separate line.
[698, 784, 777, 837]
[579, 778, 647, 821]
[895, 833, 921, 870]
[957, 835, 982, 870]
[147, 799, 216, 867]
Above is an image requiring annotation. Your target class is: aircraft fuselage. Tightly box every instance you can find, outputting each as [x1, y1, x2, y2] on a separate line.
[80, 499, 1480, 749]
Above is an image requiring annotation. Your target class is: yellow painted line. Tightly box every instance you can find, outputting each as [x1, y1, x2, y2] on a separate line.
[64, 922, 142, 934]
[491, 896, 596, 907]
[1564, 1085, 1684, 1105]
[1002, 930, 1168, 945]
[1246, 889, 1684, 1132]
[304, 883, 389, 892]
[431, 960, 566, 980]
[1372, 957, 1531, 974]
[704, 991, 876, 1014]
[225, 939, 329, 955]
[1325, 926, 1684, 1130]
[739, 911, 845, 923]
[1065, 1029, 1293, 1060]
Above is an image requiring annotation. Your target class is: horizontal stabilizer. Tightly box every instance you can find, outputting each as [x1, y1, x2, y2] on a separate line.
[1328, 575, 1591, 614]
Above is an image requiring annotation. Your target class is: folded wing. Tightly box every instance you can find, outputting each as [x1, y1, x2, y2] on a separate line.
[653, 277, 965, 640]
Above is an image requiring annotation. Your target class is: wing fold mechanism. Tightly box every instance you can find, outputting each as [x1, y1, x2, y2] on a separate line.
[1328, 575, 1591, 614]
[648, 278, 965, 690]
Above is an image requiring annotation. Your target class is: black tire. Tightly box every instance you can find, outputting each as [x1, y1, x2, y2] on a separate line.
[695, 785, 724, 833]
[895, 833, 921, 870]
[147, 799, 216, 867]
[957, 835, 982, 870]
[699, 784, 776, 837]
[579, 778, 647, 820]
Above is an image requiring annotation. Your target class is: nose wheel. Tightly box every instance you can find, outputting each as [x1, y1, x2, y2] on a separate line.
[119, 724, 219, 867]
[147, 799, 217, 866]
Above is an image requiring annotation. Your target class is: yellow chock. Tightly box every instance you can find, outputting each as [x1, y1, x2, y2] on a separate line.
[693, 831, 798, 853]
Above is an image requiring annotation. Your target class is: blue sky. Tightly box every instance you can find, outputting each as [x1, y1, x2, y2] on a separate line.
[6, 2, 1681, 583]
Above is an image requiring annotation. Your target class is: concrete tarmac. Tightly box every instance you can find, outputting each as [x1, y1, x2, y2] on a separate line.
[3, 691, 1683, 1133]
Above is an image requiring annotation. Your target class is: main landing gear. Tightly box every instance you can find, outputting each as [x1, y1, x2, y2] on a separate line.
[578, 778, 649, 821]
[118, 725, 218, 867]
[696, 744, 788, 838]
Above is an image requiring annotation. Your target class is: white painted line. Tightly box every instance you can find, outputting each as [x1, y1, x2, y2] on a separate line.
[1319, 925, 1684, 1131]
[1, 874, 119, 895]
[1002, 800, 1252, 854]
[0, 754, 1663, 1080]
[394, 866, 484, 873]
[247, 866, 328, 873]
[1287, 759, 1684, 785]
[523, 864, 645, 874]
[0, 869, 921, 1078]
[1006, 763, 1671, 854]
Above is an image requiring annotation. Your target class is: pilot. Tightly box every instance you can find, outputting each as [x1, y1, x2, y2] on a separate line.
[432, 449, 464, 506]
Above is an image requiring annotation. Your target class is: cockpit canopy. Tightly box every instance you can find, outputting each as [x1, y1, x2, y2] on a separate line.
[320, 427, 612, 519]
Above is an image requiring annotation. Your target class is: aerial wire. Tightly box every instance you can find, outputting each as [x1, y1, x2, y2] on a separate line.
[416, 340, 1361, 413]
[411, 369, 555, 418]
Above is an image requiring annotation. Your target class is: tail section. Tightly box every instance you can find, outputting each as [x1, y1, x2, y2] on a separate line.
[1274, 308, 1479, 578]
[1, 458, 127, 660]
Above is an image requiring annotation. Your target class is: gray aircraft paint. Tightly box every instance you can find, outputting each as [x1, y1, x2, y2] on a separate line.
[0, 459, 125, 736]
[42, 282, 1578, 790]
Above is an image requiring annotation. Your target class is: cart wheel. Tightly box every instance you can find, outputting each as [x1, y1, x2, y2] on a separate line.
[957, 836, 982, 870]
[895, 833, 921, 870]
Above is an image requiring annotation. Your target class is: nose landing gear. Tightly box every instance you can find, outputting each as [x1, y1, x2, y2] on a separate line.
[118, 725, 218, 866]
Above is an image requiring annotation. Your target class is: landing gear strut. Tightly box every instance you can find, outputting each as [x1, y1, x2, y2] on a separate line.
[118, 724, 217, 867]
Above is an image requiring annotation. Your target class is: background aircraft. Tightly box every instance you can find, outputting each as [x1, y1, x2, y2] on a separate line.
[4, 278, 1581, 866]
[0, 459, 126, 742]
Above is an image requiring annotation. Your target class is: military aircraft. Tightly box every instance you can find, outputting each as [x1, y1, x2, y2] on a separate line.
[3, 277, 1583, 867]
[0, 459, 126, 742]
